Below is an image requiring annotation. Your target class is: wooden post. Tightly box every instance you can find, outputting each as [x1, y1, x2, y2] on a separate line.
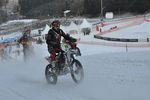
[147, 38, 149, 42]
[126, 44, 128, 52]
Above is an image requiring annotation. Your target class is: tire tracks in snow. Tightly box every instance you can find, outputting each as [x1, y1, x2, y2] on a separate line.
[8, 88, 31, 100]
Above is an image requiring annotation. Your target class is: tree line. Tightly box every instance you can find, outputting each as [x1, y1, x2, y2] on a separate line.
[19, 0, 150, 18]
[19, 0, 82, 18]
[1, 0, 150, 20]
[84, 0, 150, 16]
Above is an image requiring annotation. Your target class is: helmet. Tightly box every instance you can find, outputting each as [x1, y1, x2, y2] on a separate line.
[51, 20, 60, 30]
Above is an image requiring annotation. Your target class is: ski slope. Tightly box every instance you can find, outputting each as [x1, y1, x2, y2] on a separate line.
[0, 17, 150, 100]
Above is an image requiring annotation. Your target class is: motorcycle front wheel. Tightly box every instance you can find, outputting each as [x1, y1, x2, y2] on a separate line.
[45, 64, 57, 85]
[71, 59, 84, 84]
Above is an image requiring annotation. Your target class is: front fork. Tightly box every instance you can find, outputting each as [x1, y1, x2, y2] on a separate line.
[66, 53, 75, 73]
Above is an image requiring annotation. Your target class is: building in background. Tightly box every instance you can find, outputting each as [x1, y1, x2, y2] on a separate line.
[0, 0, 20, 22]
[2, 0, 19, 15]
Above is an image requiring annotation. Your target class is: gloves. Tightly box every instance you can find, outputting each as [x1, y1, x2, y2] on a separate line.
[69, 37, 77, 42]
[65, 34, 77, 42]
[72, 38, 77, 42]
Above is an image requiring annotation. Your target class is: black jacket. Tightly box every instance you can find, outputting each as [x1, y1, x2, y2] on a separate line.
[46, 28, 75, 46]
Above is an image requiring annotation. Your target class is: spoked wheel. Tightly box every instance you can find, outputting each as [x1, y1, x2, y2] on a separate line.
[45, 64, 57, 85]
[71, 59, 84, 84]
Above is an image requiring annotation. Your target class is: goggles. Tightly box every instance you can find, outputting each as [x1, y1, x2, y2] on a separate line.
[53, 23, 60, 28]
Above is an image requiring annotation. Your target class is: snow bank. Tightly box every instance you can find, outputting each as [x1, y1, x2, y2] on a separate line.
[0, 19, 38, 27]
[7, 19, 38, 23]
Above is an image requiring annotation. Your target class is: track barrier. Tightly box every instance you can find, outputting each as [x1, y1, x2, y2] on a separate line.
[94, 14, 150, 43]
[78, 15, 150, 48]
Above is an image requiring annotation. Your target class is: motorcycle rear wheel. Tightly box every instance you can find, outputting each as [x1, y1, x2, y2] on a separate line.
[45, 64, 57, 85]
[71, 59, 84, 84]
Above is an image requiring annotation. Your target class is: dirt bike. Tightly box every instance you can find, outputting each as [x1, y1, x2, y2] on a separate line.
[45, 39, 84, 84]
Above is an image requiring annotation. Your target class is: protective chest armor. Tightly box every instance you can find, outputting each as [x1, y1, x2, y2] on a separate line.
[52, 29, 63, 42]
[53, 32, 59, 40]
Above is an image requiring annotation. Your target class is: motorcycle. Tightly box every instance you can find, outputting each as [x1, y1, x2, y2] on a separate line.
[45, 38, 84, 84]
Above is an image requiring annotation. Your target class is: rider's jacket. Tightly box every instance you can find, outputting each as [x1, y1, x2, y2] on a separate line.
[46, 28, 71, 47]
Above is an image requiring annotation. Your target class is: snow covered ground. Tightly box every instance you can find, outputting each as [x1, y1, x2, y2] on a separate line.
[0, 16, 150, 100]
[0, 19, 38, 27]
[103, 19, 150, 39]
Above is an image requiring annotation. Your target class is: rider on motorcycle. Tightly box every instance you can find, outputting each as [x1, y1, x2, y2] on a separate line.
[46, 20, 77, 66]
